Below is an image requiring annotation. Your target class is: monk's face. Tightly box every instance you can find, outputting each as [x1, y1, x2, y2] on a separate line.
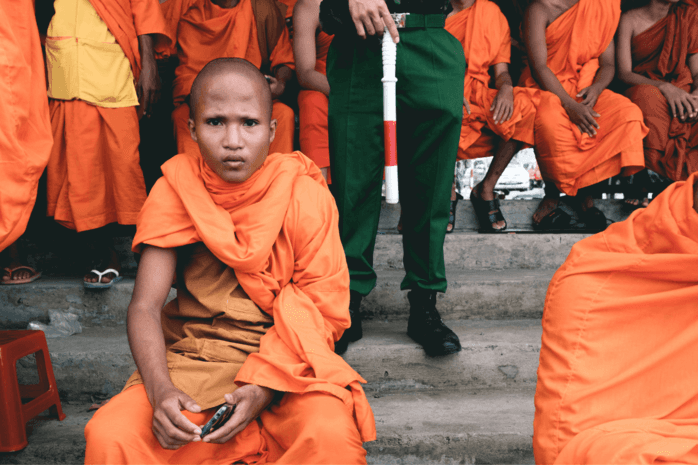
[189, 72, 276, 183]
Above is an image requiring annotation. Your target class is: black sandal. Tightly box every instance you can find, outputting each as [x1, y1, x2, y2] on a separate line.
[580, 206, 608, 232]
[533, 207, 571, 231]
[470, 191, 507, 232]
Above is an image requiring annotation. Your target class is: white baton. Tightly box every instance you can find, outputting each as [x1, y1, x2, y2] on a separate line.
[382, 26, 399, 204]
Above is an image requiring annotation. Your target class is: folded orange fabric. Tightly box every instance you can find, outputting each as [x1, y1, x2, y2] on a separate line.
[519, 0, 648, 196]
[626, 2, 698, 181]
[534, 173, 698, 464]
[85, 384, 367, 464]
[0, 0, 53, 251]
[445, 0, 538, 160]
[133, 151, 376, 443]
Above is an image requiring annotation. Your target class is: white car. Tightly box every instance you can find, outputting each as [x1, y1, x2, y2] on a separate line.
[495, 163, 530, 192]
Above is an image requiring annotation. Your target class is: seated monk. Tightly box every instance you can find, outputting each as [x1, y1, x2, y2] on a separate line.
[159, 0, 296, 156]
[293, 0, 333, 183]
[521, 0, 649, 231]
[533, 172, 698, 464]
[446, 0, 539, 232]
[616, 0, 698, 207]
[83, 58, 375, 464]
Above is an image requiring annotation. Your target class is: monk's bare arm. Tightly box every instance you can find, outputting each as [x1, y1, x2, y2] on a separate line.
[524, 1, 600, 136]
[137, 34, 160, 119]
[293, 0, 330, 96]
[689, 53, 698, 94]
[127, 246, 202, 449]
[575, 40, 614, 109]
[491, 62, 514, 124]
[524, 3, 572, 105]
[268, 64, 293, 99]
[616, 12, 662, 88]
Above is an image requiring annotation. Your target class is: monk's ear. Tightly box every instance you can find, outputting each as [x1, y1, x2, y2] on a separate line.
[188, 118, 198, 143]
[268, 118, 277, 146]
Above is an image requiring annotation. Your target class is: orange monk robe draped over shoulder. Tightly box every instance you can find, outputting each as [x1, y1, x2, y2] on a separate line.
[626, 2, 698, 181]
[0, 0, 52, 251]
[298, 31, 333, 182]
[445, 0, 538, 160]
[132, 151, 376, 445]
[533, 173, 698, 464]
[519, 0, 648, 196]
[45, 0, 170, 232]
[159, 0, 295, 155]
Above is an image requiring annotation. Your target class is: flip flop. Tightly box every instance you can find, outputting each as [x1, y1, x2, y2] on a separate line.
[470, 191, 507, 233]
[533, 208, 571, 231]
[84, 268, 123, 289]
[1, 266, 42, 285]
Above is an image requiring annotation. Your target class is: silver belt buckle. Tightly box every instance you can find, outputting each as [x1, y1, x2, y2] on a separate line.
[390, 13, 409, 28]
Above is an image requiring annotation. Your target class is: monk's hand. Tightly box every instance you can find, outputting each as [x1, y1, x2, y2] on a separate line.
[463, 96, 472, 116]
[150, 385, 202, 450]
[348, 0, 399, 43]
[265, 75, 285, 100]
[137, 56, 160, 120]
[659, 82, 696, 122]
[491, 84, 514, 125]
[576, 84, 602, 109]
[202, 385, 276, 444]
[563, 100, 600, 137]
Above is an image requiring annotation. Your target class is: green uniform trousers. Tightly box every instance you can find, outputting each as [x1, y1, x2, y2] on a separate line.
[327, 26, 465, 296]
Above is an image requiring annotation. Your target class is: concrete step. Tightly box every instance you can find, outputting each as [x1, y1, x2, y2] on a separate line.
[16, 198, 625, 278]
[0, 269, 550, 329]
[0, 389, 535, 465]
[15, 321, 542, 402]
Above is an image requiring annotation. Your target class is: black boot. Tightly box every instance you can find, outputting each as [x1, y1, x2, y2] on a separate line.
[334, 291, 363, 355]
[407, 289, 461, 356]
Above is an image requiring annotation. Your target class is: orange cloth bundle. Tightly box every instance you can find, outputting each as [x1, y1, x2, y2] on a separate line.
[132, 150, 376, 443]
[445, 0, 538, 160]
[519, 0, 648, 196]
[534, 173, 698, 464]
[626, 2, 698, 181]
[0, 0, 53, 251]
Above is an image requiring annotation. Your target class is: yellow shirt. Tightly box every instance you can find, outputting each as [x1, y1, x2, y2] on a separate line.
[46, 0, 139, 108]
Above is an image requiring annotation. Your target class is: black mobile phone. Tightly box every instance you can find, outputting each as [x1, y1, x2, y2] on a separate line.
[200, 404, 234, 439]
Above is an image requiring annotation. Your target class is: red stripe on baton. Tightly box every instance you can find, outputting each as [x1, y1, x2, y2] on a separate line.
[383, 121, 397, 166]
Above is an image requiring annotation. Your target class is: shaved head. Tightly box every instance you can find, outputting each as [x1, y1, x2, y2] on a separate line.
[189, 58, 273, 121]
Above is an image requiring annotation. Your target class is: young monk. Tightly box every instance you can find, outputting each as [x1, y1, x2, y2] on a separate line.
[446, 0, 538, 232]
[293, 0, 333, 183]
[44, 0, 168, 287]
[159, 0, 296, 157]
[0, 0, 53, 284]
[521, 0, 649, 231]
[83, 58, 374, 464]
[616, 0, 698, 205]
[533, 172, 698, 464]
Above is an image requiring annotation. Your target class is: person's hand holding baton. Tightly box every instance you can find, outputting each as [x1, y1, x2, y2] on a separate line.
[347, 0, 400, 42]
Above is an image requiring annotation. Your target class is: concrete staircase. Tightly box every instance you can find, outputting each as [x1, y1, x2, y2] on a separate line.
[0, 199, 625, 464]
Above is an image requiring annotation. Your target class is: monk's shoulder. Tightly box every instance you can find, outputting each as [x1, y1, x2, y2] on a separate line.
[288, 175, 334, 220]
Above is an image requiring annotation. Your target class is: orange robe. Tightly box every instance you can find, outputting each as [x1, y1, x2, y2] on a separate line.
[533, 173, 698, 464]
[298, 31, 333, 182]
[625, 2, 698, 182]
[445, 0, 537, 160]
[0, 0, 53, 251]
[160, 0, 296, 156]
[519, 0, 648, 196]
[85, 151, 375, 464]
[45, 0, 170, 231]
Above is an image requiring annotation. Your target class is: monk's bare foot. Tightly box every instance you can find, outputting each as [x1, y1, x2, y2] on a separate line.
[84, 247, 121, 285]
[472, 183, 506, 230]
[532, 197, 560, 225]
[624, 198, 649, 208]
[2, 242, 40, 284]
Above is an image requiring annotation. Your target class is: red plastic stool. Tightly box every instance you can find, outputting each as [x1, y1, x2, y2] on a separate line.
[0, 330, 66, 452]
